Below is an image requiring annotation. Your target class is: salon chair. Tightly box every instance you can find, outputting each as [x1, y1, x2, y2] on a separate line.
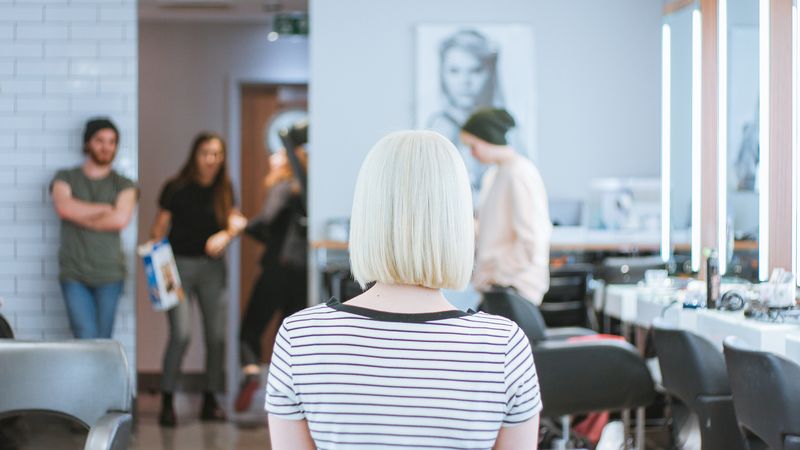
[481, 290, 656, 448]
[652, 318, 747, 450]
[0, 340, 133, 450]
[724, 337, 800, 450]
[0, 313, 12, 339]
[540, 265, 594, 328]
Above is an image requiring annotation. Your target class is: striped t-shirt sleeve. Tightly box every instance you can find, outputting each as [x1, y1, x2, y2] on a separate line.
[503, 323, 542, 426]
[265, 322, 305, 420]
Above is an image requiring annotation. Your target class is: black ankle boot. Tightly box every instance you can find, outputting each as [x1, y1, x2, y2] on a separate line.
[200, 392, 226, 422]
[159, 392, 176, 427]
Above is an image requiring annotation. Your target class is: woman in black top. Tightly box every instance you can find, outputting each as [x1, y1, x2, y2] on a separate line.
[149, 132, 247, 427]
[234, 141, 308, 412]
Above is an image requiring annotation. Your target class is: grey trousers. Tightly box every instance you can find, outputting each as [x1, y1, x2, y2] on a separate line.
[161, 256, 227, 393]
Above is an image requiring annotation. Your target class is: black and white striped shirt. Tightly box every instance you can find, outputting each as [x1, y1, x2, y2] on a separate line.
[266, 298, 542, 449]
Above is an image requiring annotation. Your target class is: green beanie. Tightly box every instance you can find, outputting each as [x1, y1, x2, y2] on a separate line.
[461, 108, 515, 145]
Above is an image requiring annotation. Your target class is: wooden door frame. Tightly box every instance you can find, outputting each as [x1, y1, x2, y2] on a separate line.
[225, 72, 307, 412]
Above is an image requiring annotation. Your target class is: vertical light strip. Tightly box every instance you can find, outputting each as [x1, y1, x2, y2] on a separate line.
[692, 7, 703, 272]
[718, 0, 729, 274]
[662, 23, 672, 262]
[794, 1, 798, 283]
[759, 0, 770, 280]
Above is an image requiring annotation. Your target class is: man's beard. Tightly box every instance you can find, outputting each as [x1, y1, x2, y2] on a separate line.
[88, 148, 115, 166]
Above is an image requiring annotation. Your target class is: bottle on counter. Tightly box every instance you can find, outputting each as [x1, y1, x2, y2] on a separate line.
[706, 249, 720, 309]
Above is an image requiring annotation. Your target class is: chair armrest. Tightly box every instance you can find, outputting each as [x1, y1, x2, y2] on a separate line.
[785, 436, 800, 450]
[533, 340, 655, 417]
[84, 412, 132, 450]
[544, 327, 596, 341]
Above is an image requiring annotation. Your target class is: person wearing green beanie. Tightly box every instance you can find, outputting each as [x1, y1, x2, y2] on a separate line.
[460, 108, 553, 305]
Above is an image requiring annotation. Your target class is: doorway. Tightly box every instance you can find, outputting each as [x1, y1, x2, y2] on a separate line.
[238, 84, 308, 366]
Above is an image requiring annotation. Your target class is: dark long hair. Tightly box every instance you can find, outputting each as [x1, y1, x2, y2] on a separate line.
[173, 132, 233, 229]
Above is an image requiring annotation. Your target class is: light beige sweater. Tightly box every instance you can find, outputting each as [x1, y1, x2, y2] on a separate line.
[474, 154, 552, 304]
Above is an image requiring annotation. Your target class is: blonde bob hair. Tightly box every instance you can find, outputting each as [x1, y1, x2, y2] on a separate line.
[349, 130, 474, 290]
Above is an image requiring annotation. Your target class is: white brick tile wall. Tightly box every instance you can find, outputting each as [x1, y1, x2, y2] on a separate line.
[18, 96, 69, 112]
[44, 6, 98, 23]
[70, 59, 124, 77]
[17, 277, 60, 296]
[44, 42, 96, 58]
[0, 206, 13, 221]
[17, 24, 69, 40]
[99, 43, 135, 59]
[16, 205, 57, 222]
[0, 60, 13, 75]
[45, 78, 97, 94]
[0, 276, 14, 296]
[0, 187, 43, 203]
[17, 132, 71, 149]
[0, 7, 44, 22]
[16, 167, 57, 185]
[99, 5, 135, 22]
[17, 60, 70, 76]
[70, 24, 124, 40]
[0, 151, 44, 167]
[71, 96, 124, 112]
[0, 1, 137, 386]
[0, 96, 12, 112]
[0, 25, 13, 40]
[43, 296, 66, 313]
[0, 261, 41, 276]
[0, 43, 42, 58]
[0, 132, 13, 147]
[2, 296, 43, 313]
[0, 115, 42, 130]
[0, 79, 44, 94]
[0, 224, 43, 239]
[0, 169, 13, 184]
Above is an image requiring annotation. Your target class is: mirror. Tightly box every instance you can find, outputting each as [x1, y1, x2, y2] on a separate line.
[718, 0, 765, 281]
[661, 3, 699, 273]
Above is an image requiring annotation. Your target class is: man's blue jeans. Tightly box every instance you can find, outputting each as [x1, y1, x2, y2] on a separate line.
[60, 280, 123, 339]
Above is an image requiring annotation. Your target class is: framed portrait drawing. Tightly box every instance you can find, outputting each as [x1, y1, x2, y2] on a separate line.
[415, 24, 535, 193]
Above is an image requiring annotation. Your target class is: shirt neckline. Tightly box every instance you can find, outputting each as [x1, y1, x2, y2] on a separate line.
[325, 297, 475, 323]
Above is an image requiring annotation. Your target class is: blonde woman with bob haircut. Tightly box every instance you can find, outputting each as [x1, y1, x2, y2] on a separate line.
[266, 130, 541, 450]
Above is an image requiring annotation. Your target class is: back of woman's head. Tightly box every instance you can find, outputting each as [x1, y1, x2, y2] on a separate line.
[349, 130, 474, 290]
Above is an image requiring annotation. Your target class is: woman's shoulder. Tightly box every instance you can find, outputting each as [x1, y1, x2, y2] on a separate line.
[281, 302, 338, 328]
[461, 311, 519, 330]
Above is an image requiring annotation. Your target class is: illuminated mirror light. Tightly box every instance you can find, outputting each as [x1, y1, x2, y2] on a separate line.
[662, 23, 672, 262]
[691, 7, 702, 272]
[759, 0, 770, 280]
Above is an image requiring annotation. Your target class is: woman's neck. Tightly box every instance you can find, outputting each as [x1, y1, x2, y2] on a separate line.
[344, 282, 456, 313]
[195, 173, 215, 186]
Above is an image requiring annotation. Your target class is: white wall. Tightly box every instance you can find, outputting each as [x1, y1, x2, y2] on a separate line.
[309, 0, 662, 238]
[137, 22, 308, 374]
[0, 0, 138, 377]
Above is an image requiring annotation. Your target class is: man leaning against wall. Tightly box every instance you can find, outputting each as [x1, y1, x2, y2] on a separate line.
[50, 118, 138, 339]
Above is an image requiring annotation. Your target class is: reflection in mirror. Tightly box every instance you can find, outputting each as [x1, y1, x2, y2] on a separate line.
[718, 0, 764, 281]
[661, 3, 699, 273]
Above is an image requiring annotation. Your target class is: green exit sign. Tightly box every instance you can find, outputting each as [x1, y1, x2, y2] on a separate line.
[273, 13, 309, 36]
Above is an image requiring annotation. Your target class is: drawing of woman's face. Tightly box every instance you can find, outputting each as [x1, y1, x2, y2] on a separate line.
[441, 47, 490, 110]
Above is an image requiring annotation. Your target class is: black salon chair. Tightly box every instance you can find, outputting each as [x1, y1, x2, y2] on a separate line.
[652, 318, 747, 450]
[724, 337, 800, 450]
[480, 290, 656, 446]
[540, 265, 593, 328]
[480, 289, 594, 345]
[0, 313, 12, 339]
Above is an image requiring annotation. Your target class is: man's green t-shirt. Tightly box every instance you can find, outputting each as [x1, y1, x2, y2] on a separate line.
[51, 167, 137, 284]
